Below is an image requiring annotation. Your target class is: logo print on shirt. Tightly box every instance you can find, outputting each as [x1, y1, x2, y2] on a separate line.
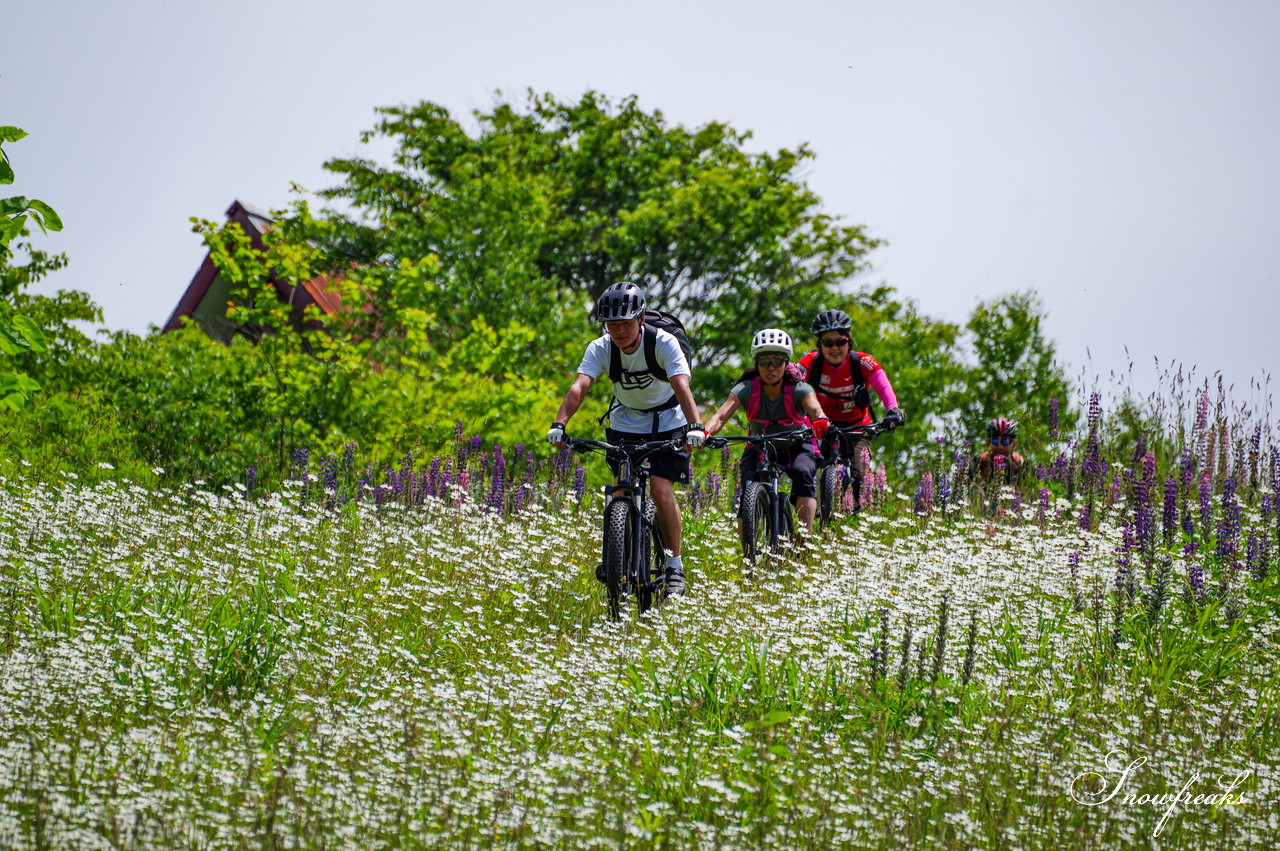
[619, 372, 656, 391]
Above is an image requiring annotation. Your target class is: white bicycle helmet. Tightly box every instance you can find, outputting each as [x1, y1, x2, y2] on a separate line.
[751, 328, 792, 359]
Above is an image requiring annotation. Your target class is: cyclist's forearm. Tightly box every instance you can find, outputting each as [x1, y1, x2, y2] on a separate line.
[669, 374, 702, 426]
[705, 396, 741, 435]
[553, 374, 594, 426]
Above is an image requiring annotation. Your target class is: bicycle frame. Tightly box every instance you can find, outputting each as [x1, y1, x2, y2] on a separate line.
[709, 429, 811, 560]
[568, 435, 681, 619]
[817, 421, 884, 523]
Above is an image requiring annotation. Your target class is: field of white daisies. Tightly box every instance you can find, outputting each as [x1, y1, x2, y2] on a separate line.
[3, 393, 1279, 849]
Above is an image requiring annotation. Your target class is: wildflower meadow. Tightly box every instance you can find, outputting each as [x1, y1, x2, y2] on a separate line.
[2, 373, 1278, 850]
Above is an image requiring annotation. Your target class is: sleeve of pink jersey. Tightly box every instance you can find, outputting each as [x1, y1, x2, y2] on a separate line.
[868, 368, 898, 410]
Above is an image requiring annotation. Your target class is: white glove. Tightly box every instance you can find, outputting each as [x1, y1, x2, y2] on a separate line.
[546, 423, 567, 445]
[687, 424, 707, 448]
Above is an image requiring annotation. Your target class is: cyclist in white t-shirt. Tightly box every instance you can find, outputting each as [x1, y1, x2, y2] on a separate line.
[547, 282, 706, 596]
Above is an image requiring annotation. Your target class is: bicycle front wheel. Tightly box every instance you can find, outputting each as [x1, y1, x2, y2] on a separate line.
[772, 497, 795, 554]
[603, 499, 630, 621]
[818, 464, 840, 528]
[740, 480, 770, 562]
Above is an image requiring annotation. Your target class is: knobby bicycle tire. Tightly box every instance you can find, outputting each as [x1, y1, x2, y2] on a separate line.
[603, 499, 630, 621]
[775, 498, 794, 552]
[636, 497, 659, 614]
[818, 464, 841, 528]
[740, 480, 770, 563]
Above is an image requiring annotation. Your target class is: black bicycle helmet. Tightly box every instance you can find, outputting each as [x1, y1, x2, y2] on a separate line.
[986, 417, 1018, 441]
[594, 281, 647, 322]
[812, 309, 853, 337]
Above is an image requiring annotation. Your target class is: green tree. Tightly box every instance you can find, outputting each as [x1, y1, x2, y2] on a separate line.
[957, 291, 1075, 447]
[307, 91, 882, 394]
[1, 125, 64, 409]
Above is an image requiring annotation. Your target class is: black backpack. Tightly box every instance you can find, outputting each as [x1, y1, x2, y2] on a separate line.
[805, 350, 874, 415]
[607, 310, 694, 384]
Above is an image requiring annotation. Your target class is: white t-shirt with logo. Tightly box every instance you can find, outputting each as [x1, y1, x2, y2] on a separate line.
[576, 327, 691, 433]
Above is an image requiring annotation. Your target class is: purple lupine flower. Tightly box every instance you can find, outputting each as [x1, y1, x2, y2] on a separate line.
[1198, 472, 1214, 537]
[1194, 389, 1210, 435]
[1246, 532, 1262, 581]
[342, 441, 356, 474]
[426, 457, 442, 499]
[572, 465, 585, 501]
[1179, 445, 1197, 505]
[1079, 503, 1092, 532]
[487, 446, 506, 513]
[1162, 475, 1178, 543]
[1010, 489, 1022, 520]
[915, 470, 934, 514]
[1038, 487, 1051, 525]
[1216, 476, 1241, 564]
[1109, 470, 1124, 505]
[291, 447, 310, 481]
[244, 466, 257, 500]
[322, 455, 340, 493]
[937, 471, 952, 509]
[689, 479, 704, 514]
[553, 444, 571, 483]
[1188, 557, 1206, 603]
[1247, 533, 1270, 582]
[1048, 396, 1060, 439]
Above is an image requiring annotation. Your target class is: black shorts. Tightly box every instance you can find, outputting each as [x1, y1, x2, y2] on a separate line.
[739, 441, 818, 500]
[604, 426, 691, 485]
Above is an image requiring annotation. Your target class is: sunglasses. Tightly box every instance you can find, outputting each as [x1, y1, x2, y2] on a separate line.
[820, 337, 850, 348]
[992, 437, 1014, 445]
[755, 356, 787, 369]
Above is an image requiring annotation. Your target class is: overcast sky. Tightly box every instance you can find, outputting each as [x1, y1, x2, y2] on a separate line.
[6, 0, 1278, 407]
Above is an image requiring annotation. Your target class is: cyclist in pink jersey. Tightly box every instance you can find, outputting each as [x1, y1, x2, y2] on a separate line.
[796, 309, 905, 508]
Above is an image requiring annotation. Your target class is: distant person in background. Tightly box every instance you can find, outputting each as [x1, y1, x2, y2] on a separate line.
[979, 417, 1025, 482]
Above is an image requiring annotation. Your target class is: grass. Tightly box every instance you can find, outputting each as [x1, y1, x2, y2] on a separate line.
[1, 417, 1279, 848]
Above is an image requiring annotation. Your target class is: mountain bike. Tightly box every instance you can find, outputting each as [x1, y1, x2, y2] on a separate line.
[707, 429, 812, 563]
[568, 435, 680, 621]
[817, 421, 886, 527]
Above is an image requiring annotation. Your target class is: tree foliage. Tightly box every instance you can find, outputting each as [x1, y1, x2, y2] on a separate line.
[958, 291, 1076, 445]
[305, 91, 882, 392]
[1, 125, 64, 410]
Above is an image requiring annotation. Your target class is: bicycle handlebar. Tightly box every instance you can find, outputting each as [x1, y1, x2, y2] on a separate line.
[705, 428, 813, 449]
[566, 435, 684, 457]
[828, 421, 889, 437]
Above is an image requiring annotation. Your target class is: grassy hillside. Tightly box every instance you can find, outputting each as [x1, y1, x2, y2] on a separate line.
[2, 415, 1277, 848]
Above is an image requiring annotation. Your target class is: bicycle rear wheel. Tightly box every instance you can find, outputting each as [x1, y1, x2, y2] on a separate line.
[636, 498, 658, 614]
[603, 499, 630, 621]
[740, 480, 769, 562]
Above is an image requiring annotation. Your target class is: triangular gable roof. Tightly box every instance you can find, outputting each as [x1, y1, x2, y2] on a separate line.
[163, 200, 351, 339]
